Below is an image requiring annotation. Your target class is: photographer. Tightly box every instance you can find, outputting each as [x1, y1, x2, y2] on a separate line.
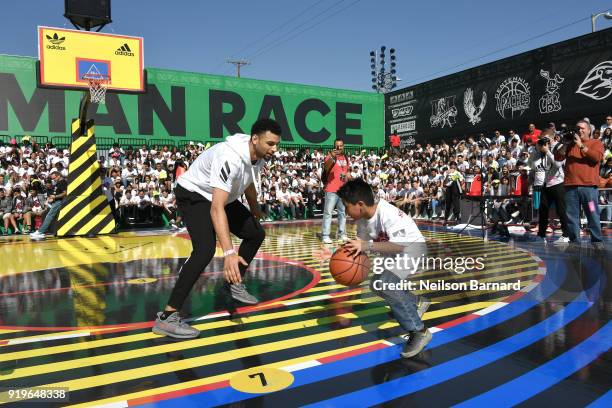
[555, 120, 604, 249]
[528, 130, 569, 243]
[442, 161, 464, 226]
[321, 139, 350, 243]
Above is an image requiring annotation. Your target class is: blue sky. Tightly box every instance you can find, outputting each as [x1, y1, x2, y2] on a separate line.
[2, 0, 611, 91]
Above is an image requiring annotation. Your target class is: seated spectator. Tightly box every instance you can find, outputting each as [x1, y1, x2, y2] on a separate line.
[277, 184, 295, 220]
[1, 188, 19, 234]
[522, 123, 541, 146]
[11, 188, 25, 232]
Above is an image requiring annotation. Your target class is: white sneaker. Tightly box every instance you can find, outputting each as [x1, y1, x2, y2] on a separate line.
[322, 237, 333, 244]
[30, 232, 46, 239]
[340, 235, 349, 242]
[553, 236, 570, 245]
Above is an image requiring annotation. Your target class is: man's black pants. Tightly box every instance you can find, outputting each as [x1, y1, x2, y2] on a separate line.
[444, 191, 461, 221]
[167, 185, 265, 310]
[538, 183, 569, 238]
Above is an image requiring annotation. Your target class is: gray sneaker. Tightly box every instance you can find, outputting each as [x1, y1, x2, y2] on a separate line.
[401, 329, 432, 358]
[417, 297, 431, 318]
[228, 283, 259, 305]
[152, 312, 200, 339]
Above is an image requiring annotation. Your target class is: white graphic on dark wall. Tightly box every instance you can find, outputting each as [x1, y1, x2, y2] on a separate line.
[391, 121, 415, 133]
[539, 69, 564, 114]
[495, 77, 530, 119]
[391, 105, 414, 118]
[430, 96, 458, 128]
[463, 88, 487, 125]
[400, 135, 416, 147]
[576, 61, 612, 100]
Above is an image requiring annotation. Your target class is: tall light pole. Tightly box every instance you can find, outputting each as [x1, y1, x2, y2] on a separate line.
[591, 11, 612, 32]
[226, 59, 250, 78]
[370, 46, 397, 93]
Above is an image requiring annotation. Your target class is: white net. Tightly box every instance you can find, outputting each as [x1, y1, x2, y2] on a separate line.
[83, 75, 110, 104]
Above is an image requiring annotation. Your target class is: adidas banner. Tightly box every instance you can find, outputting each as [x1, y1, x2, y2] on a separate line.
[385, 28, 612, 146]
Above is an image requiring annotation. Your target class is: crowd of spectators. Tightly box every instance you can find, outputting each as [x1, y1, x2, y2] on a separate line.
[1, 115, 611, 239]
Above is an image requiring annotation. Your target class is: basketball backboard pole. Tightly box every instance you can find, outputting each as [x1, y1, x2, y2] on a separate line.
[63, 0, 113, 133]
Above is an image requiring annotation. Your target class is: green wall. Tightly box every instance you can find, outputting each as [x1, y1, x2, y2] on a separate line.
[0, 54, 384, 147]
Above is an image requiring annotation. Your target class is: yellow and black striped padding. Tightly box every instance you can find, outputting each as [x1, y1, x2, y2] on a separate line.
[56, 119, 116, 237]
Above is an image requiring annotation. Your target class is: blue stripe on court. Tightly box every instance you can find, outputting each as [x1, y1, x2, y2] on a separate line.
[304, 294, 596, 408]
[145, 250, 564, 408]
[454, 321, 612, 407]
[587, 390, 612, 408]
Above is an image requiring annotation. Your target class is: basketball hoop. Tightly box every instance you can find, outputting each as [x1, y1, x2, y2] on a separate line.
[82, 74, 110, 104]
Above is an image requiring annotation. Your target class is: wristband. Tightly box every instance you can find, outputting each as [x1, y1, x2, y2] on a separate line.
[223, 248, 236, 257]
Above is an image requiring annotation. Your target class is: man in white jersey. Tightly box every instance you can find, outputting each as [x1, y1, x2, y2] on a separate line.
[153, 119, 281, 339]
[339, 179, 432, 358]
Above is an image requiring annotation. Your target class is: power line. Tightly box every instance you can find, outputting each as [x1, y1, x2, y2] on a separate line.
[244, 0, 348, 61]
[209, 0, 332, 74]
[403, 15, 592, 87]
[247, 0, 363, 61]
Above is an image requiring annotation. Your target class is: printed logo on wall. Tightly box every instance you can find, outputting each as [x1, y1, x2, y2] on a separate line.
[539, 69, 564, 114]
[430, 96, 457, 128]
[391, 121, 416, 133]
[576, 61, 612, 100]
[389, 91, 414, 105]
[391, 105, 414, 118]
[495, 76, 530, 119]
[400, 135, 416, 147]
[463, 88, 487, 125]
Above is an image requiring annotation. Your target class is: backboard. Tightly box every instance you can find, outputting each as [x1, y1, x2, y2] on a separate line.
[38, 26, 145, 93]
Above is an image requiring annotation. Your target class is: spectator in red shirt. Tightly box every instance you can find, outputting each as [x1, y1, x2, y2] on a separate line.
[389, 133, 400, 154]
[522, 123, 541, 146]
[321, 139, 349, 243]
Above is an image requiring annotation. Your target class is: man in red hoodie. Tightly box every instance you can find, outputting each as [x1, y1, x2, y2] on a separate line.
[555, 120, 604, 249]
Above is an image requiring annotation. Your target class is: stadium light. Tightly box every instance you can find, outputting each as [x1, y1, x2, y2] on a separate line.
[369, 46, 398, 93]
[592, 11, 612, 32]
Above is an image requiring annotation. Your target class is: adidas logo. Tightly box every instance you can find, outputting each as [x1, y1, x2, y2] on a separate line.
[45, 33, 66, 50]
[46, 33, 65, 45]
[115, 43, 134, 57]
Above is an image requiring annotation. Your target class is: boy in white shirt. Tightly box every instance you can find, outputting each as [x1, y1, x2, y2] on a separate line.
[319, 179, 432, 358]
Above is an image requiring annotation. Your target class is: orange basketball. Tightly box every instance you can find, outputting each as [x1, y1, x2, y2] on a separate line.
[329, 247, 371, 286]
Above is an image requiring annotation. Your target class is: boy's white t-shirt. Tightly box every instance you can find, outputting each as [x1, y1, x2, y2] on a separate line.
[356, 199, 426, 279]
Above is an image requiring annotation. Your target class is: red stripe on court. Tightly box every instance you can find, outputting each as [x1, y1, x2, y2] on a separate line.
[435, 313, 480, 329]
[128, 380, 230, 406]
[504, 291, 528, 302]
[318, 342, 388, 364]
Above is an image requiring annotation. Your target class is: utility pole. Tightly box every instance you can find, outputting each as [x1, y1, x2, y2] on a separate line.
[226, 59, 250, 78]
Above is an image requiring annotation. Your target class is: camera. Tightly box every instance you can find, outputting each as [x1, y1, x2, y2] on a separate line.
[560, 126, 580, 143]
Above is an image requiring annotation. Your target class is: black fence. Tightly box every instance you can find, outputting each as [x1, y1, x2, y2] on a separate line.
[2, 134, 387, 156]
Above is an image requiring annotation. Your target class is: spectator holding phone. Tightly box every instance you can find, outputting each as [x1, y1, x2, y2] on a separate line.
[321, 139, 350, 243]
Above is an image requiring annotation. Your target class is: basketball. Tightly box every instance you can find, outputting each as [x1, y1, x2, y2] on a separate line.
[329, 247, 371, 286]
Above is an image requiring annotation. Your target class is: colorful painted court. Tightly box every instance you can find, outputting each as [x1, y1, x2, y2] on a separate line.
[0, 221, 610, 407]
